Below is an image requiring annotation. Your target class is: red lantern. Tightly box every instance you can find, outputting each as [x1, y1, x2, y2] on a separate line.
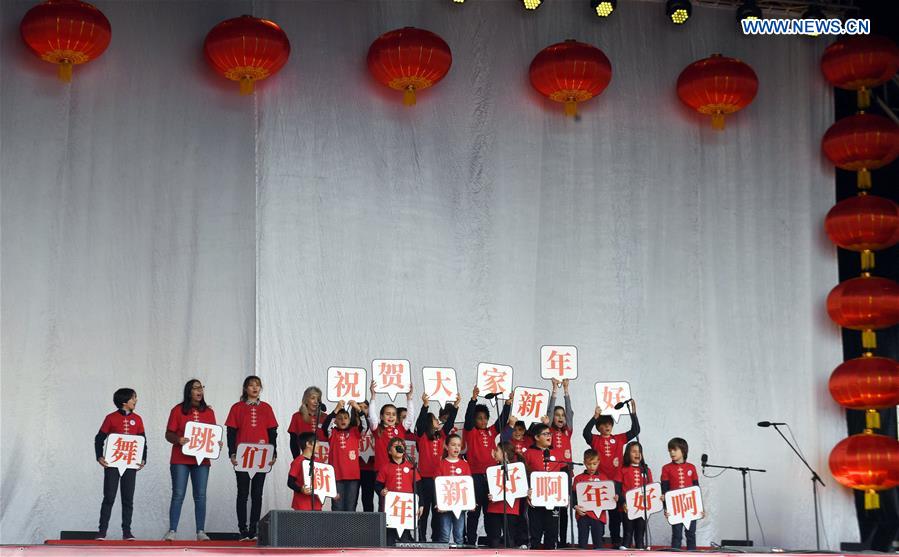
[676, 54, 758, 130]
[821, 36, 899, 109]
[528, 40, 612, 117]
[19, 0, 111, 82]
[367, 27, 452, 106]
[822, 113, 899, 189]
[829, 354, 899, 429]
[829, 431, 899, 509]
[204, 15, 290, 95]
[826, 274, 899, 349]
[825, 193, 899, 270]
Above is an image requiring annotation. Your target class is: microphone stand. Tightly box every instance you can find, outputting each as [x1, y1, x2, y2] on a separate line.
[701, 458, 766, 543]
[563, 460, 584, 549]
[308, 403, 323, 511]
[619, 402, 649, 549]
[768, 424, 825, 550]
[501, 451, 509, 548]
[410, 446, 419, 543]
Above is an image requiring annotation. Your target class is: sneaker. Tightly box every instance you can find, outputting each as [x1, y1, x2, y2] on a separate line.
[196, 531, 210, 542]
[95, 531, 106, 541]
[239, 530, 250, 541]
[163, 530, 176, 541]
[123, 530, 136, 541]
[248, 531, 257, 541]
[619, 546, 628, 550]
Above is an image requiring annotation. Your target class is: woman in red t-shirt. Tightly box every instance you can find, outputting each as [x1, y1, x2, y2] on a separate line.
[288, 386, 327, 459]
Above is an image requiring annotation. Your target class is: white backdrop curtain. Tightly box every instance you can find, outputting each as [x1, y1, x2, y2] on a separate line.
[2, 0, 853, 548]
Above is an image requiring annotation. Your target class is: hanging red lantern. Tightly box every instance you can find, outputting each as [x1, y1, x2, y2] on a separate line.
[822, 113, 899, 189]
[367, 27, 452, 106]
[204, 15, 290, 95]
[829, 431, 899, 509]
[826, 274, 899, 349]
[825, 193, 899, 270]
[19, 0, 111, 82]
[676, 54, 758, 130]
[528, 40, 612, 117]
[829, 353, 899, 429]
[821, 36, 899, 109]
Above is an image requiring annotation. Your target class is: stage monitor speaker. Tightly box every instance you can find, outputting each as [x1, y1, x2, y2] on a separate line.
[258, 510, 386, 547]
[722, 539, 755, 547]
[60, 531, 98, 540]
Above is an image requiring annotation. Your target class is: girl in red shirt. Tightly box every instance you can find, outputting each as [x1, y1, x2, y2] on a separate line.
[225, 376, 278, 540]
[287, 432, 322, 510]
[368, 381, 415, 509]
[288, 386, 327, 459]
[414, 392, 460, 541]
[434, 434, 470, 543]
[375, 437, 422, 545]
[620, 441, 653, 549]
[485, 441, 523, 548]
[547, 378, 574, 547]
[321, 400, 367, 511]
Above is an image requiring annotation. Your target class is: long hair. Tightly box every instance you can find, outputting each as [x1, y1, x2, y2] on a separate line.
[241, 375, 262, 402]
[424, 412, 441, 441]
[180, 379, 208, 414]
[496, 441, 518, 463]
[623, 441, 646, 467]
[299, 386, 323, 420]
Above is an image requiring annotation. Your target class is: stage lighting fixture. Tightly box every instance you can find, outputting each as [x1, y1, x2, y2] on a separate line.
[666, 0, 691, 24]
[736, 0, 762, 21]
[453, 0, 464, 3]
[523, 0, 542, 9]
[591, 0, 616, 17]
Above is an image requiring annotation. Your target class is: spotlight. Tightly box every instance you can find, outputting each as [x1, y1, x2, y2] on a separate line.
[453, 0, 464, 3]
[523, 0, 542, 9]
[666, 0, 691, 24]
[591, 0, 616, 17]
[736, 0, 763, 21]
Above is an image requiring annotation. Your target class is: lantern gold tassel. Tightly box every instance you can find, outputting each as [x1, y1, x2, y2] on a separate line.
[858, 88, 871, 110]
[239, 77, 254, 96]
[58, 60, 73, 82]
[862, 250, 875, 271]
[403, 86, 416, 106]
[858, 168, 872, 189]
[862, 329, 877, 349]
[864, 489, 880, 510]
[711, 113, 725, 130]
[564, 100, 578, 117]
[866, 409, 881, 430]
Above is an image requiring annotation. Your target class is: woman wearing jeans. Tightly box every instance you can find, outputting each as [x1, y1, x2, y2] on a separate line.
[163, 379, 220, 541]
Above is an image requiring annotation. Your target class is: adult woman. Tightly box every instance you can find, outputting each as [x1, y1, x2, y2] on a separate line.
[288, 386, 327, 458]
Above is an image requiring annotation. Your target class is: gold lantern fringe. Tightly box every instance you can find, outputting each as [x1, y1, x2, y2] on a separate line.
[865, 409, 881, 430]
[862, 329, 877, 349]
[239, 77, 255, 95]
[58, 60, 73, 82]
[857, 168, 872, 189]
[861, 250, 875, 271]
[864, 489, 880, 510]
[857, 88, 871, 110]
[564, 100, 578, 117]
[711, 113, 725, 130]
[403, 86, 417, 106]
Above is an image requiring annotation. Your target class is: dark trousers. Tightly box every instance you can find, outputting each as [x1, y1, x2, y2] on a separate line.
[485, 512, 519, 548]
[671, 520, 697, 549]
[416, 477, 437, 541]
[623, 516, 647, 549]
[387, 528, 413, 545]
[235, 471, 266, 535]
[464, 473, 489, 545]
[360, 470, 376, 512]
[577, 516, 606, 549]
[528, 506, 559, 549]
[608, 509, 623, 544]
[98, 467, 136, 532]
[334, 480, 360, 511]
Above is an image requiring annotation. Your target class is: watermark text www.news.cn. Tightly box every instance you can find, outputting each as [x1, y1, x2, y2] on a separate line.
[741, 18, 870, 35]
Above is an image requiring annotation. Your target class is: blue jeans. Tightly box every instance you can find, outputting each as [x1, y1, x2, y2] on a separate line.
[169, 464, 209, 532]
[437, 511, 465, 543]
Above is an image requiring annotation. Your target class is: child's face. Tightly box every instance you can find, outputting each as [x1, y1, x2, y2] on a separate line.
[584, 457, 599, 474]
[389, 442, 404, 461]
[446, 438, 462, 458]
[382, 407, 397, 426]
[629, 445, 642, 463]
[359, 401, 369, 413]
[245, 381, 261, 399]
[475, 411, 489, 429]
[553, 408, 566, 428]
[598, 422, 613, 436]
[536, 429, 552, 448]
[431, 415, 441, 431]
[512, 424, 526, 440]
[124, 394, 137, 412]
[492, 446, 504, 462]
[669, 446, 684, 463]
[398, 409, 408, 423]
[335, 411, 350, 429]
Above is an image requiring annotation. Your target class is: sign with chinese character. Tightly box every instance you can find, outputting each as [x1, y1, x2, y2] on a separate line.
[575, 480, 617, 514]
[103, 434, 145, 476]
[477, 363, 513, 408]
[435, 475, 476, 518]
[510, 386, 550, 427]
[530, 471, 569, 509]
[487, 462, 528, 507]
[384, 491, 418, 538]
[540, 345, 578, 380]
[625, 482, 663, 520]
[312, 440, 329, 463]
[422, 367, 458, 407]
[665, 485, 704, 529]
[360, 431, 375, 463]
[182, 422, 223, 465]
[301, 460, 338, 504]
[594, 381, 632, 423]
[404, 439, 418, 464]
[373, 359, 411, 401]
[234, 443, 274, 478]
[327, 367, 367, 403]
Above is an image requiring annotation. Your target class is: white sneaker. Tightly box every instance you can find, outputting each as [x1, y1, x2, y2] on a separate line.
[619, 546, 628, 550]
[163, 530, 176, 541]
[196, 531, 210, 541]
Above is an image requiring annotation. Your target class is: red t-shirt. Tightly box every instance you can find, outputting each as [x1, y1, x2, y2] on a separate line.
[660, 462, 698, 490]
[523, 447, 566, 473]
[288, 455, 323, 510]
[573, 471, 612, 522]
[287, 411, 328, 441]
[372, 423, 407, 472]
[589, 433, 628, 481]
[463, 425, 499, 474]
[509, 435, 532, 458]
[100, 410, 145, 436]
[487, 496, 522, 516]
[225, 401, 278, 446]
[437, 458, 472, 477]
[328, 427, 362, 481]
[416, 432, 446, 478]
[166, 404, 217, 466]
[376, 459, 421, 493]
[551, 426, 574, 462]
[621, 464, 654, 493]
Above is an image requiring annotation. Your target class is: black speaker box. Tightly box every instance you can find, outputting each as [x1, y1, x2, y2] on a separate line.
[59, 531, 98, 540]
[258, 510, 386, 547]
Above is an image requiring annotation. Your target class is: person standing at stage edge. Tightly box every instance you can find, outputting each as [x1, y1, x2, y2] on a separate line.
[163, 379, 221, 541]
[94, 388, 147, 541]
[225, 376, 278, 541]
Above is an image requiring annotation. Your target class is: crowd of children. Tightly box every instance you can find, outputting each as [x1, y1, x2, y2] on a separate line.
[94, 377, 703, 549]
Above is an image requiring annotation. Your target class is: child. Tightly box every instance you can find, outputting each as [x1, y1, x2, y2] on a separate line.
[573, 449, 617, 550]
[485, 441, 524, 548]
[368, 381, 415, 509]
[358, 400, 377, 512]
[524, 421, 566, 550]
[321, 400, 367, 511]
[435, 434, 470, 543]
[225, 375, 278, 540]
[547, 378, 574, 547]
[620, 441, 652, 549]
[94, 388, 146, 540]
[661, 437, 701, 550]
[375, 437, 423, 545]
[463, 386, 510, 546]
[501, 415, 532, 459]
[287, 432, 322, 510]
[415, 392, 461, 540]
[582, 400, 640, 546]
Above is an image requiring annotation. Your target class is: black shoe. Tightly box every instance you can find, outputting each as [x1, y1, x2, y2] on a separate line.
[96, 531, 107, 541]
[239, 530, 251, 541]
[123, 530, 136, 541]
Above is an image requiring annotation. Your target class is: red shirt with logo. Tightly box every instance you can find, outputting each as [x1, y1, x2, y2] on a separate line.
[437, 457, 472, 477]
[589, 433, 628, 482]
[509, 435, 533, 458]
[523, 447, 567, 473]
[288, 411, 328, 441]
[376, 459, 421, 493]
[327, 427, 362, 481]
[288, 455, 323, 510]
[373, 423, 408, 472]
[551, 426, 574, 462]
[660, 462, 698, 490]
[417, 433, 447, 478]
[166, 404, 218, 466]
[573, 471, 613, 522]
[225, 401, 278, 445]
[621, 464, 654, 493]
[463, 425, 499, 474]
[100, 410, 145, 436]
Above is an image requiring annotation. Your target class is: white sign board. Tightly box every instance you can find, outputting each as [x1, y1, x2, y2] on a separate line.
[540, 345, 578, 380]
[594, 381, 632, 423]
[360, 431, 375, 463]
[435, 475, 477, 518]
[384, 491, 418, 537]
[327, 367, 367, 403]
[103, 434, 145, 476]
[477, 363, 513, 407]
[575, 480, 617, 514]
[511, 386, 550, 427]
[422, 367, 458, 407]
[373, 359, 412, 401]
[665, 485, 704, 529]
[625, 482, 664, 520]
[530, 471, 569, 509]
[301, 460, 338, 504]
[234, 443, 274, 478]
[182, 422, 223, 465]
[487, 462, 528, 507]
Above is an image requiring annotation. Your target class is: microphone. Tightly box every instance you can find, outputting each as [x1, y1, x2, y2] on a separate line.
[613, 398, 633, 410]
[484, 393, 499, 400]
[319, 402, 328, 412]
[701, 453, 708, 468]
[757, 421, 786, 427]
[543, 449, 551, 463]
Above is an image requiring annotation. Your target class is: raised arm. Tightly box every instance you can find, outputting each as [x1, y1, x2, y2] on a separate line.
[625, 401, 640, 441]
